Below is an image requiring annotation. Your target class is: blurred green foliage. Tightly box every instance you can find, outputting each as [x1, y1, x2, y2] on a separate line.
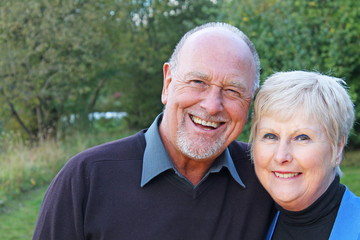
[0, 0, 118, 143]
[0, 0, 359, 148]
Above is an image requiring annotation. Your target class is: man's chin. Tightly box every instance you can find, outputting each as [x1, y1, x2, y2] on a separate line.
[177, 140, 224, 160]
[176, 128, 226, 160]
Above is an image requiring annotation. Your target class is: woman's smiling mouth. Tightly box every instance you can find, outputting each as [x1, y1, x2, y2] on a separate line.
[273, 172, 302, 179]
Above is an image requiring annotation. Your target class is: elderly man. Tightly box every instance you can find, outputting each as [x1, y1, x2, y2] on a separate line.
[33, 22, 274, 240]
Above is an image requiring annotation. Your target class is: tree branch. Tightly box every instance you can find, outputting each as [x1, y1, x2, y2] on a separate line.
[88, 78, 106, 113]
[5, 97, 35, 143]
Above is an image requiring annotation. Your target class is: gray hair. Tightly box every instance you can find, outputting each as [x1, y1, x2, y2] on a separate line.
[249, 71, 355, 175]
[168, 22, 260, 97]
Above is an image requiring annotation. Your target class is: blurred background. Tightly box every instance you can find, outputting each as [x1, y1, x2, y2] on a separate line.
[0, 0, 359, 238]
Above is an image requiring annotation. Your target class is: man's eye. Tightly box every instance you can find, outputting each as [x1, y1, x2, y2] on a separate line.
[263, 133, 277, 140]
[295, 134, 310, 141]
[223, 89, 243, 99]
[226, 89, 239, 94]
[192, 80, 204, 84]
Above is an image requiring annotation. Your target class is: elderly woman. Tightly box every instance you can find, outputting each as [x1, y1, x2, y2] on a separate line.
[250, 71, 360, 239]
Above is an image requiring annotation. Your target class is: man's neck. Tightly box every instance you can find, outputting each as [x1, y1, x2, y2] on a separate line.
[171, 156, 215, 186]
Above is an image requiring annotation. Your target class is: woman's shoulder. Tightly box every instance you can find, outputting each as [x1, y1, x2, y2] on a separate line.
[329, 186, 360, 239]
[342, 186, 360, 206]
[337, 186, 360, 221]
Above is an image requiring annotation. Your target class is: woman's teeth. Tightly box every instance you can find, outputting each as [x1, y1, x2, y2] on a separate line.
[274, 172, 300, 178]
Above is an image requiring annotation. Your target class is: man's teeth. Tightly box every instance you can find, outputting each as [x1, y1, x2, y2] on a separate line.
[191, 116, 220, 128]
[274, 172, 300, 178]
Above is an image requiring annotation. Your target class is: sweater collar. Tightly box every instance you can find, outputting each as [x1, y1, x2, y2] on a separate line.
[141, 113, 244, 188]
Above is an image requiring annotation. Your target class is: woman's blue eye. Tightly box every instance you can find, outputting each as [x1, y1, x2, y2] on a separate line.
[264, 133, 277, 140]
[295, 134, 310, 141]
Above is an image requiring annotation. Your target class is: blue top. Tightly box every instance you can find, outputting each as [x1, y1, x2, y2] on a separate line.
[141, 113, 245, 188]
[266, 186, 360, 240]
[329, 186, 360, 239]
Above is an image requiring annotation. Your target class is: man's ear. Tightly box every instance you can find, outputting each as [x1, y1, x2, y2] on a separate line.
[162, 63, 172, 105]
[335, 136, 346, 166]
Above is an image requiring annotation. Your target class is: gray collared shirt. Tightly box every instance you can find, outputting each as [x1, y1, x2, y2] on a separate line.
[141, 114, 245, 188]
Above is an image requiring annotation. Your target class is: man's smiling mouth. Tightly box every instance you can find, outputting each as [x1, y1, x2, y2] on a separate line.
[190, 115, 222, 129]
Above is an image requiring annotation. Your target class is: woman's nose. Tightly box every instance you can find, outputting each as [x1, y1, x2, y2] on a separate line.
[274, 141, 293, 163]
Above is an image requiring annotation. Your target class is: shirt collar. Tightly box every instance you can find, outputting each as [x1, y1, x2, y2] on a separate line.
[141, 113, 245, 188]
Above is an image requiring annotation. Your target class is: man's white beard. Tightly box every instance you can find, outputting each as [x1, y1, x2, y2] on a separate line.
[176, 128, 226, 160]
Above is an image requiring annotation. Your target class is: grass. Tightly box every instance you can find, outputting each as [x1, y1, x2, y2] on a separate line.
[0, 134, 70, 203]
[341, 150, 360, 195]
[341, 166, 360, 195]
[0, 186, 47, 240]
[341, 166, 360, 194]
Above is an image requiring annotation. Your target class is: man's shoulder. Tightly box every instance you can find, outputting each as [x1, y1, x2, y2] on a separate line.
[43, 130, 147, 198]
[228, 141, 251, 160]
[227, 141, 256, 182]
[67, 129, 146, 166]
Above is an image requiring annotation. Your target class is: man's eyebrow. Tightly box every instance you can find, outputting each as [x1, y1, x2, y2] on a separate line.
[184, 71, 210, 80]
[227, 80, 248, 91]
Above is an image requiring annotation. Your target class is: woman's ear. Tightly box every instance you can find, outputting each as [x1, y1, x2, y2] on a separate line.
[335, 136, 346, 166]
[161, 63, 172, 105]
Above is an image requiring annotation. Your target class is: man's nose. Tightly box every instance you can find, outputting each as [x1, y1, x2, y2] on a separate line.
[200, 86, 224, 115]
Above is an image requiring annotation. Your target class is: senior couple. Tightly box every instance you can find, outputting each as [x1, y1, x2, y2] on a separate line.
[33, 22, 359, 239]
